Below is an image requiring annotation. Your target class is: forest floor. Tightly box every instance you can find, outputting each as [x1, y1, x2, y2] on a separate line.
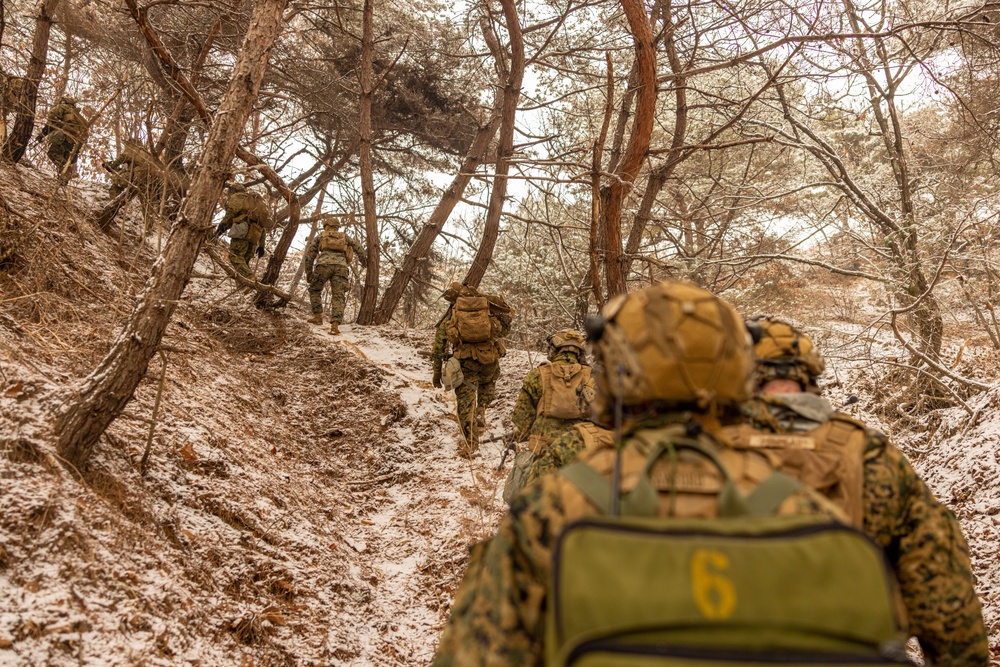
[0, 164, 998, 665]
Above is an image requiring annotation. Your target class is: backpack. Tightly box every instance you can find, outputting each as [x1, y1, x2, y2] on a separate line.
[546, 429, 912, 667]
[227, 192, 273, 229]
[318, 229, 353, 261]
[538, 363, 592, 421]
[722, 414, 867, 528]
[448, 296, 494, 344]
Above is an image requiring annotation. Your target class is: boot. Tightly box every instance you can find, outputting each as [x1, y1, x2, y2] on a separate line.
[329, 321, 340, 335]
[308, 313, 323, 325]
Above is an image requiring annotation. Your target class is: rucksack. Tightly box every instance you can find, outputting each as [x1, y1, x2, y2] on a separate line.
[538, 363, 592, 421]
[546, 429, 912, 667]
[448, 296, 493, 344]
[227, 192, 273, 229]
[318, 229, 353, 261]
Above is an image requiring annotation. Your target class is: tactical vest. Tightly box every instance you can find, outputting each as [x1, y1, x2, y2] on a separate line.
[722, 413, 867, 528]
[547, 425, 910, 666]
[318, 229, 353, 261]
[538, 363, 592, 421]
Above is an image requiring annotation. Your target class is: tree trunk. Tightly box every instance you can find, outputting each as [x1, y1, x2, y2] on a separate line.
[2, 0, 61, 164]
[463, 0, 523, 289]
[355, 0, 380, 324]
[370, 14, 506, 325]
[289, 189, 326, 301]
[55, 0, 289, 468]
[603, 0, 657, 296]
[589, 52, 614, 308]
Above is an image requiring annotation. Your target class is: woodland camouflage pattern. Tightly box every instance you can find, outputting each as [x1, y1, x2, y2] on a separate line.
[511, 349, 589, 450]
[227, 238, 257, 279]
[433, 317, 500, 448]
[431, 416, 858, 667]
[747, 395, 988, 665]
[43, 100, 87, 172]
[303, 229, 366, 324]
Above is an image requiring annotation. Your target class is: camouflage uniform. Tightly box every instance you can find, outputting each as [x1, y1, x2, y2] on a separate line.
[745, 394, 988, 666]
[431, 298, 513, 456]
[432, 316, 503, 451]
[303, 225, 365, 325]
[218, 190, 270, 280]
[432, 416, 852, 667]
[511, 349, 593, 451]
[41, 99, 86, 178]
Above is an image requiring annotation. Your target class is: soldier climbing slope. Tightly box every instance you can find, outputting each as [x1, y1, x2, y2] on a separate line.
[302, 213, 366, 335]
[431, 283, 513, 458]
[503, 329, 596, 503]
[37, 96, 87, 183]
[215, 183, 273, 281]
[738, 316, 989, 665]
[103, 140, 190, 230]
[431, 281, 987, 667]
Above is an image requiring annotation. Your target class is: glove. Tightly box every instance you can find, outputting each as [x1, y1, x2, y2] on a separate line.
[432, 370, 442, 388]
[215, 223, 229, 238]
[256, 246, 265, 258]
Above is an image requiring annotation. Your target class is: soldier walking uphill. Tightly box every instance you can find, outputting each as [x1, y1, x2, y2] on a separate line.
[215, 184, 273, 280]
[738, 316, 988, 665]
[37, 96, 87, 183]
[503, 329, 597, 502]
[431, 281, 987, 667]
[431, 283, 513, 457]
[303, 214, 366, 335]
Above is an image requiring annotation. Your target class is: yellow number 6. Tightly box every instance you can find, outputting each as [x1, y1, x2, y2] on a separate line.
[690, 549, 737, 619]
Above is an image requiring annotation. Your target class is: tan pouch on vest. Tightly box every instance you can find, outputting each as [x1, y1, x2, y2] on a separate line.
[538, 363, 591, 420]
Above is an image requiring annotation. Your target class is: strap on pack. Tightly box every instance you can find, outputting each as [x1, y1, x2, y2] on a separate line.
[561, 433, 801, 519]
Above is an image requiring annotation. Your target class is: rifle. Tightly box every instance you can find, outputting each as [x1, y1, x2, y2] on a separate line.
[480, 431, 517, 470]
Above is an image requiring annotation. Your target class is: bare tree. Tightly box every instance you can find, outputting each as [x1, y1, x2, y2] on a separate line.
[55, 0, 290, 468]
[464, 0, 524, 288]
[2, 0, 61, 163]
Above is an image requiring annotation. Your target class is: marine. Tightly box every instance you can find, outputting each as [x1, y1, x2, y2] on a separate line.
[431, 283, 513, 457]
[215, 183, 272, 280]
[302, 214, 366, 334]
[38, 96, 87, 182]
[504, 329, 595, 502]
[432, 281, 888, 666]
[739, 316, 988, 665]
[103, 140, 190, 229]
[431, 287, 988, 667]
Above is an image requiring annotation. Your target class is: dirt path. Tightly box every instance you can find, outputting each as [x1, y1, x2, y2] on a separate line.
[317, 325, 515, 664]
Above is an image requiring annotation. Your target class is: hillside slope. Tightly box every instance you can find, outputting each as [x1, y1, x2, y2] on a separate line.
[1, 164, 997, 664]
[0, 165, 518, 665]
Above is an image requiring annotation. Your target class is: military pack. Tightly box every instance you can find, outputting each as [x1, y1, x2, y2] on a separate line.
[547, 429, 911, 666]
[318, 229, 353, 261]
[537, 363, 592, 421]
[227, 192, 273, 228]
[448, 296, 494, 344]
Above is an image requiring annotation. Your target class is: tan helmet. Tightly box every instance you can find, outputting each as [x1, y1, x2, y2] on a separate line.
[587, 281, 754, 421]
[747, 316, 825, 394]
[443, 281, 479, 304]
[320, 213, 342, 229]
[547, 329, 586, 360]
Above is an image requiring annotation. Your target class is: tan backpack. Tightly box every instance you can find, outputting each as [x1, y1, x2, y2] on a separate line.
[538, 363, 592, 420]
[227, 192, 273, 229]
[721, 413, 867, 527]
[447, 296, 493, 344]
[318, 229, 352, 261]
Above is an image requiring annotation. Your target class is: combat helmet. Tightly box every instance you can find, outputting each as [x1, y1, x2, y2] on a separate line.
[586, 281, 754, 423]
[443, 281, 480, 304]
[320, 213, 343, 229]
[746, 316, 825, 394]
[546, 329, 586, 361]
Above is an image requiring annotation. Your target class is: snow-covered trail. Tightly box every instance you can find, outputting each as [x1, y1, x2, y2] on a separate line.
[314, 324, 516, 664]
